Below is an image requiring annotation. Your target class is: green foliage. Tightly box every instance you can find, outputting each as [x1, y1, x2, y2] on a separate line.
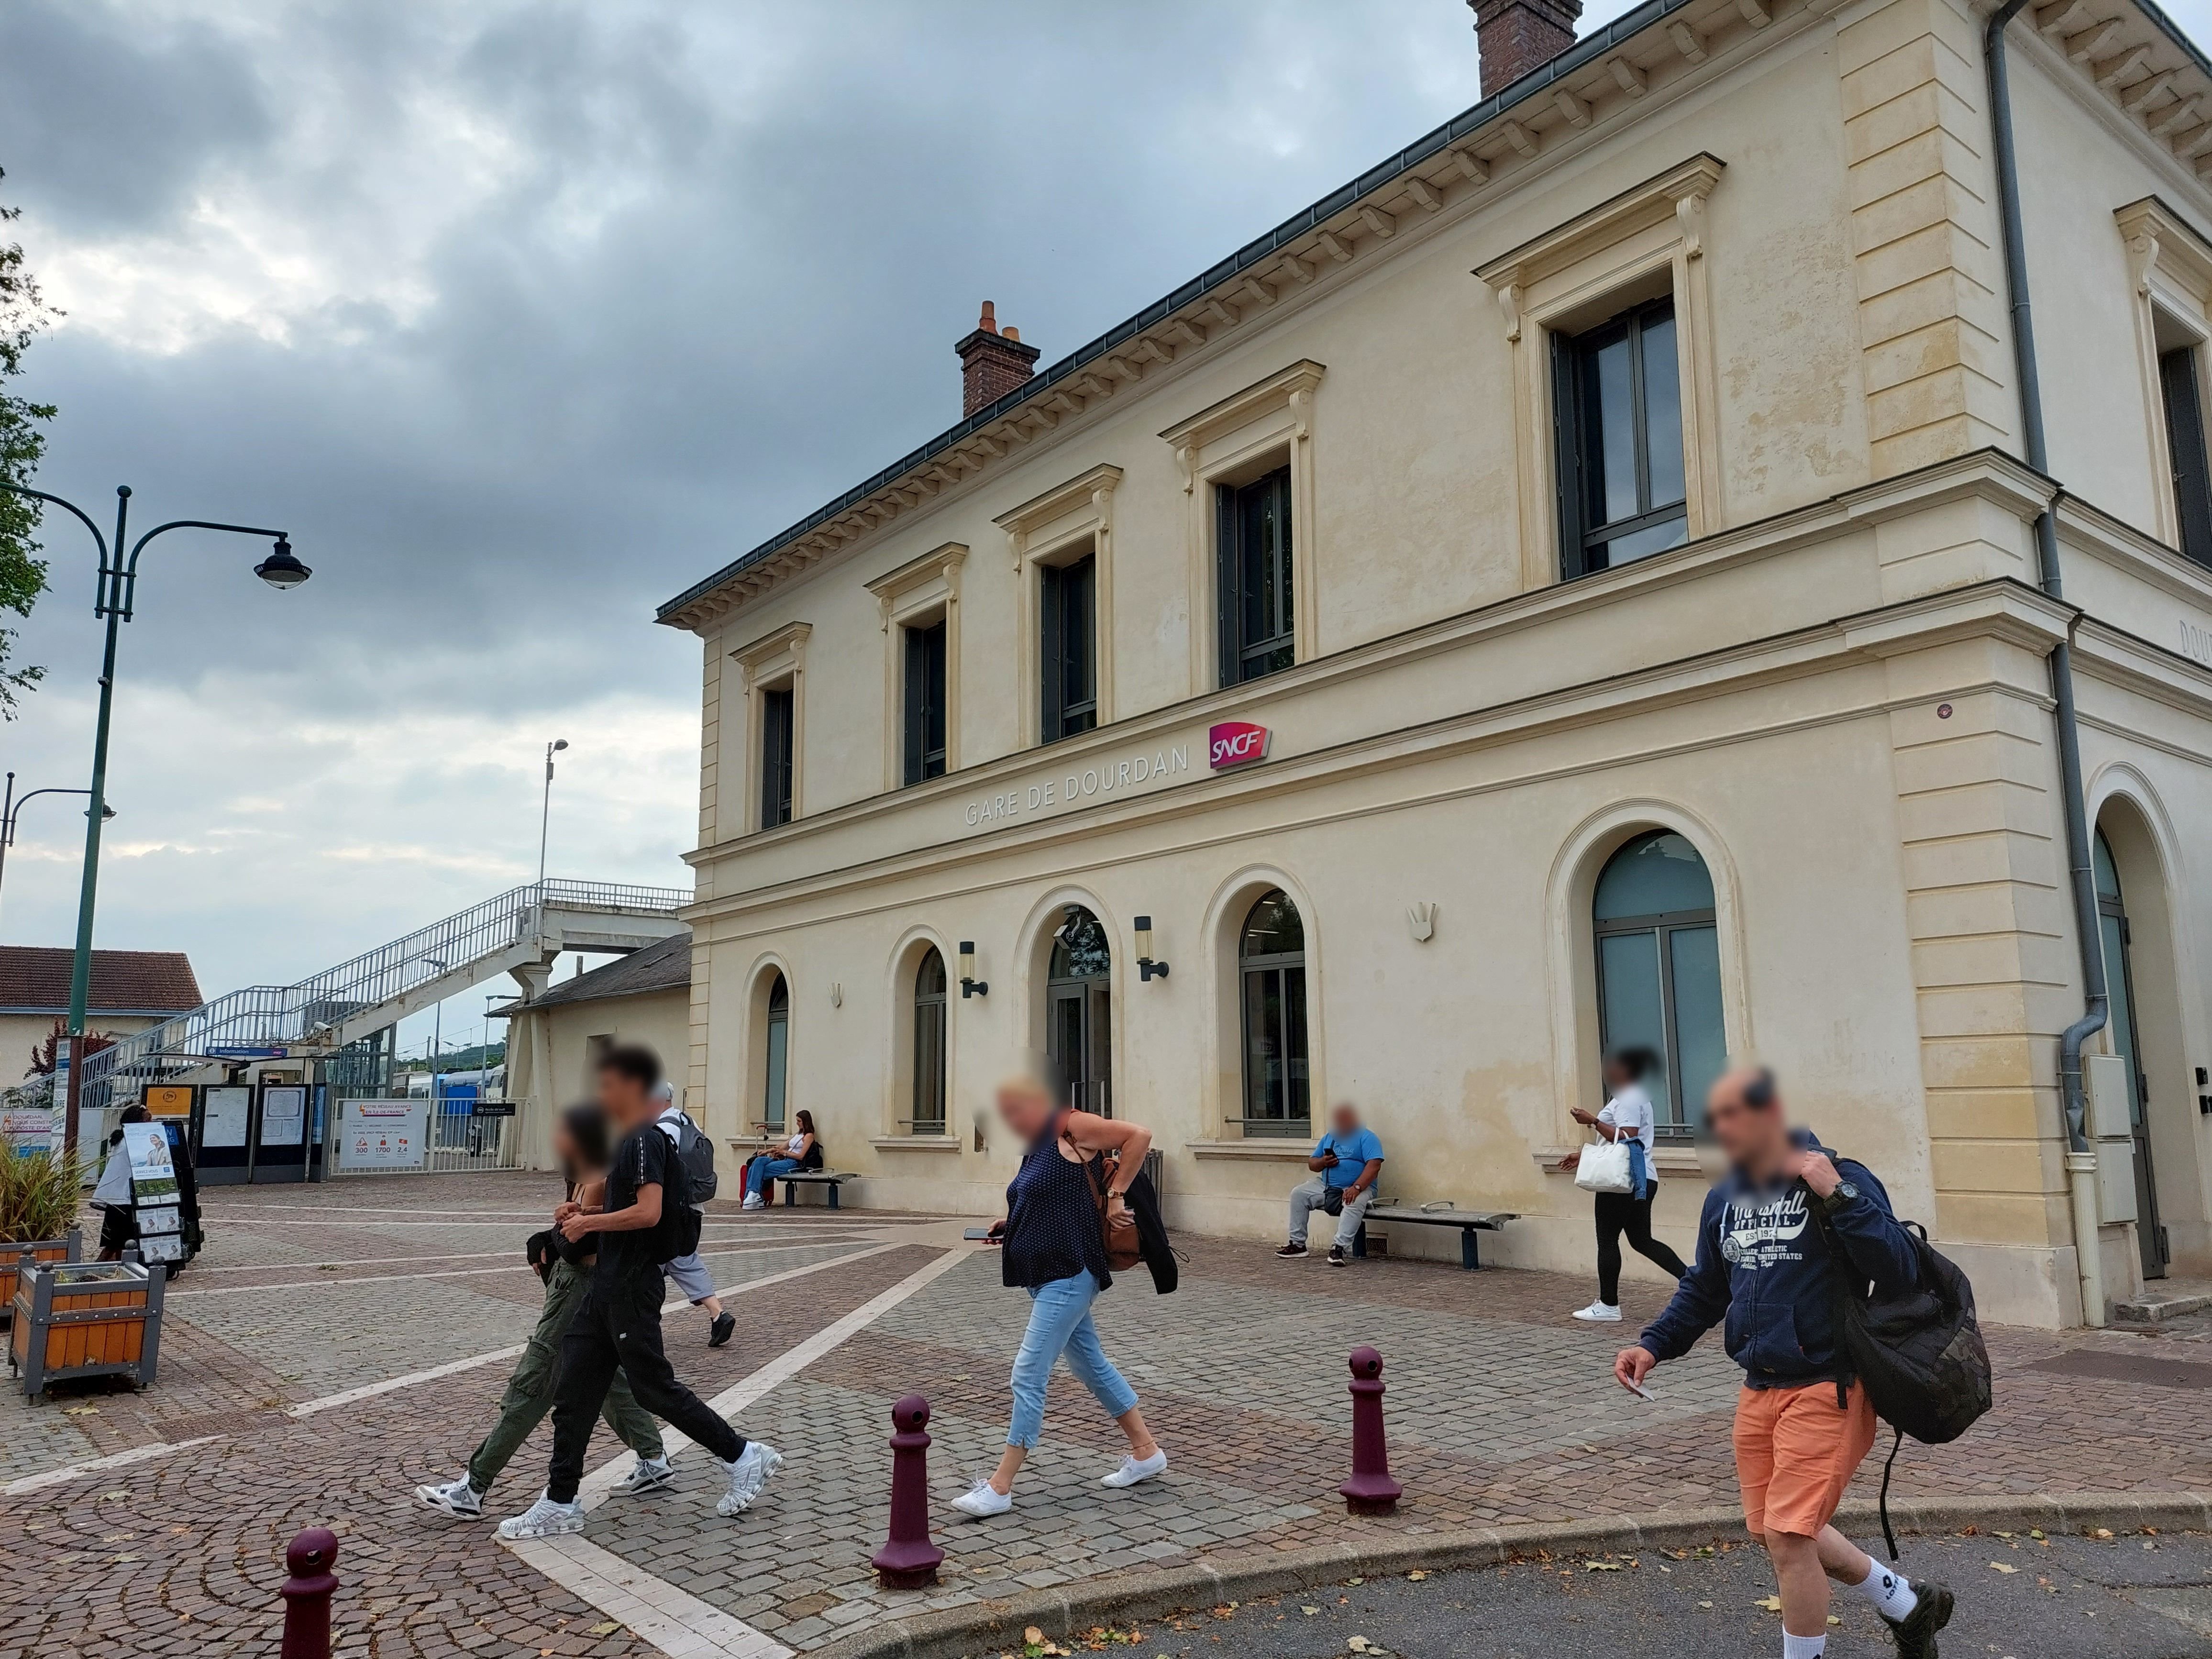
[0, 166, 54, 718]
[0, 1141, 84, 1245]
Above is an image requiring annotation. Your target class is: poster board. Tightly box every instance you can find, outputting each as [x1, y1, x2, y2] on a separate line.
[122, 1121, 185, 1263]
[145, 1084, 194, 1118]
[202, 1085, 251, 1149]
[340, 1098, 427, 1170]
[258, 1085, 307, 1148]
[1, 1106, 55, 1154]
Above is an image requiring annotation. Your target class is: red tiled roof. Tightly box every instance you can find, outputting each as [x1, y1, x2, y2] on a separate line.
[0, 946, 203, 1015]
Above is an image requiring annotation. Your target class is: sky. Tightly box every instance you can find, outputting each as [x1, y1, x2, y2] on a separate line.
[0, 0, 2207, 1062]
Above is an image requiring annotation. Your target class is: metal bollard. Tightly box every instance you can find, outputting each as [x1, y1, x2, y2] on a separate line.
[871, 1394, 945, 1589]
[279, 1527, 341, 1659]
[1338, 1346, 1403, 1516]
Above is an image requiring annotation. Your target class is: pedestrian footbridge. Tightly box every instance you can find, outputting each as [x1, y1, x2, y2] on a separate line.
[80, 879, 688, 1110]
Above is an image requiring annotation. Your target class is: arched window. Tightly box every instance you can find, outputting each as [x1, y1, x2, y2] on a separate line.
[912, 947, 947, 1133]
[1047, 906, 1112, 1114]
[1593, 830, 1725, 1132]
[1239, 889, 1309, 1135]
[763, 972, 789, 1131]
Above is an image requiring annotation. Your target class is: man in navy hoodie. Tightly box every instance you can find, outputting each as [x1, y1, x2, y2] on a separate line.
[1615, 1065, 1954, 1659]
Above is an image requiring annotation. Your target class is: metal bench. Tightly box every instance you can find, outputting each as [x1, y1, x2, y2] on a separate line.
[775, 1170, 849, 1209]
[1357, 1204, 1518, 1270]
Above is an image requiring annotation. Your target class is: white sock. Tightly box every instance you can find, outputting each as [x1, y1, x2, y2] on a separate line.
[1781, 1633, 1826, 1659]
[1853, 1559, 1917, 1621]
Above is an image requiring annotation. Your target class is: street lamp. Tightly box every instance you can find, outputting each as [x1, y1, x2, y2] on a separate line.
[538, 738, 568, 887]
[0, 771, 114, 934]
[0, 480, 307, 1153]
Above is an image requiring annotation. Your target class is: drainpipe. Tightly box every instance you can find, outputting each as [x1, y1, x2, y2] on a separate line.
[1986, 0, 2110, 1327]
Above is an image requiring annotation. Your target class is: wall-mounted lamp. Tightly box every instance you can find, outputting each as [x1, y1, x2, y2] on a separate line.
[1135, 915, 1170, 981]
[958, 940, 988, 998]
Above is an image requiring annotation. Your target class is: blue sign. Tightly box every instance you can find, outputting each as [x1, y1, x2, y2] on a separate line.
[209, 1045, 288, 1060]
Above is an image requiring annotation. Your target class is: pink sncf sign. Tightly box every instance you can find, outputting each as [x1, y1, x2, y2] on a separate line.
[1208, 720, 1271, 770]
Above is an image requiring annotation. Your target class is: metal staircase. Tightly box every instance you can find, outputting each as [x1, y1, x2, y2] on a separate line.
[80, 879, 689, 1110]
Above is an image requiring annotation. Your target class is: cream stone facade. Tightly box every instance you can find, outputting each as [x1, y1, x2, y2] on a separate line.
[660, 0, 2212, 1327]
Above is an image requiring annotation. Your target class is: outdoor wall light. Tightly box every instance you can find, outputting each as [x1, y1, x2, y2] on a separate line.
[1135, 916, 1170, 981]
[254, 537, 312, 591]
[958, 940, 988, 998]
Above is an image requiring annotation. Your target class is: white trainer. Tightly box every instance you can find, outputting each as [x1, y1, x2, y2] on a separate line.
[608, 1455, 675, 1497]
[1571, 1301, 1624, 1323]
[1102, 1449, 1168, 1489]
[717, 1441, 785, 1515]
[951, 1479, 1013, 1518]
[741, 1194, 765, 1212]
[413, 1475, 482, 1517]
[495, 1493, 586, 1539]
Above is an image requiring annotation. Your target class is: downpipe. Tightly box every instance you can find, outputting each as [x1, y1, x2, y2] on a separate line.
[1987, 0, 2110, 1326]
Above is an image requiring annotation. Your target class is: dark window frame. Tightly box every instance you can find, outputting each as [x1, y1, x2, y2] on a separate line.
[1216, 465, 1295, 686]
[910, 946, 947, 1133]
[759, 683, 795, 829]
[762, 972, 790, 1131]
[1039, 551, 1099, 743]
[901, 617, 949, 785]
[1237, 889, 1310, 1137]
[1552, 294, 1689, 580]
[2160, 342, 2212, 569]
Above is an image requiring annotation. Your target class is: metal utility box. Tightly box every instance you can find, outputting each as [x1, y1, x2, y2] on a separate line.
[2085, 1053, 2139, 1225]
[9, 1258, 165, 1401]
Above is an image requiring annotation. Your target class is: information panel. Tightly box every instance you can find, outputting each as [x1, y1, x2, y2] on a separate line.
[258, 1085, 308, 1148]
[202, 1085, 251, 1149]
[340, 1098, 427, 1170]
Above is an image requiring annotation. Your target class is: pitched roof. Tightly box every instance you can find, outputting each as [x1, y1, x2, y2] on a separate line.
[528, 931, 693, 1009]
[0, 947, 203, 1016]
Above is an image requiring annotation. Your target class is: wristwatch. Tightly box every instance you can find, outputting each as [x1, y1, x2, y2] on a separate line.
[1820, 1180, 1859, 1213]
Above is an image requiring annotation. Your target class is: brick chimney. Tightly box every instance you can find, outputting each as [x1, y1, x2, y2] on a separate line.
[955, 301, 1041, 417]
[1469, 0, 1582, 96]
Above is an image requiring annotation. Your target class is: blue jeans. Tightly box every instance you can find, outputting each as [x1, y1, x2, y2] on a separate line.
[747, 1156, 800, 1198]
[1006, 1270, 1139, 1449]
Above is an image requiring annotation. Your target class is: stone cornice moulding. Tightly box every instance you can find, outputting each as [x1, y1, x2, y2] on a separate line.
[729, 619, 812, 686]
[865, 542, 969, 629]
[2018, 5, 2212, 211]
[1157, 360, 1327, 491]
[2057, 490, 2212, 610]
[2115, 195, 2212, 302]
[993, 463, 1124, 569]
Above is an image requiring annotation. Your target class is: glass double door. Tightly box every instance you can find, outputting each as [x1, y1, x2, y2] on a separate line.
[1048, 978, 1111, 1116]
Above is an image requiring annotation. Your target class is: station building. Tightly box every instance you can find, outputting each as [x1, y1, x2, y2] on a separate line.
[659, 0, 2212, 1326]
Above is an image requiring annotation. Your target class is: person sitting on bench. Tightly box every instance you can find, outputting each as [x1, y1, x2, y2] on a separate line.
[742, 1111, 820, 1210]
[1276, 1101, 1383, 1267]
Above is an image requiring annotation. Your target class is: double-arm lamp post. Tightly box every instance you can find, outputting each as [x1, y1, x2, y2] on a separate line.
[0, 481, 310, 1152]
[0, 771, 114, 935]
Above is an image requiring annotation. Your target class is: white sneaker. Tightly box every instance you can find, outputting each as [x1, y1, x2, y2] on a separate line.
[608, 1455, 675, 1497]
[951, 1479, 1012, 1518]
[1102, 1449, 1168, 1489]
[1571, 1301, 1623, 1322]
[716, 1441, 784, 1515]
[413, 1475, 482, 1517]
[495, 1493, 586, 1539]
[741, 1194, 764, 1211]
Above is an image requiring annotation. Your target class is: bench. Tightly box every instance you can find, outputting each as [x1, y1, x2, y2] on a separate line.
[1356, 1205, 1518, 1270]
[775, 1171, 850, 1209]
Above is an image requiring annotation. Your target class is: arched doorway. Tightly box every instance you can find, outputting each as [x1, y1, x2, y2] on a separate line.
[1593, 830, 1727, 1133]
[1047, 906, 1112, 1115]
[1239, 889, 1309, 1136]
[2098, 829, 2165, 1278]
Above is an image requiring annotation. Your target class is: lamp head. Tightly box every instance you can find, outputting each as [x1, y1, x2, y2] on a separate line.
[553, 739, 569, 752]
[1134, 915, 1154, 958]
[255, 537, 311, 591]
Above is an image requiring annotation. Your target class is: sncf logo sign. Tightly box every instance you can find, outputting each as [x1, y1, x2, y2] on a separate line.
[1208, 721, 1271, 770]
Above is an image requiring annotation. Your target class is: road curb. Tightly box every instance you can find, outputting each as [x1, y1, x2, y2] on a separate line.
[811, 1489, 2212, 1659]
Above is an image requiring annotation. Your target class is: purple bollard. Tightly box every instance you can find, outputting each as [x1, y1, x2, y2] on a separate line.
[279, 1527, 340, 1659]
[871, 1394, 946, 1589]
[1338, 1346, 1403, 1516]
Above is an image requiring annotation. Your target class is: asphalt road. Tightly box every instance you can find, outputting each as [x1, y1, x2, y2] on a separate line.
[1133, 1529, 2212, 1659]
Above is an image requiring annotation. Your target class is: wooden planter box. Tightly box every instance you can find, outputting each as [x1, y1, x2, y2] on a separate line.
[10, 1258, 164, 1401]
[0, 1230, 82, 1327]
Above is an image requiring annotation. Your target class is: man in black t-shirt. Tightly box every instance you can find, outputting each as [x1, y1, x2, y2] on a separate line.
[497, 1045, 784, 1539]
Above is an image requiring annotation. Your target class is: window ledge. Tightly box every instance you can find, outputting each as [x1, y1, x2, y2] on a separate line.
[869, 1135, 961, 1153]
[1533, 1144, 1707, 1177]
[1187, 1138, 1315, 1161]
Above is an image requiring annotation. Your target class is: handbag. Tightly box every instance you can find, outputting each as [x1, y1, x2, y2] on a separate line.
[1320, 1185, 1346, 1217]
[1574, 1137, 1635, 1194]
[1069, 1127, 1143, 1271]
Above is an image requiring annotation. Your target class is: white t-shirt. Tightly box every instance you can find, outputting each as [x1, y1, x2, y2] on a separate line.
[1596, 1085, 1657, 1155]
[93, 1140, 134, 1207]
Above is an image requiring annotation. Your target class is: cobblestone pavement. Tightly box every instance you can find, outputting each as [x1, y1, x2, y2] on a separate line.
[6, 1174, 2212, 1657]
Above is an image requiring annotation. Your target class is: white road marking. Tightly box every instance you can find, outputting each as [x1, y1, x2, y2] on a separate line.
[2, 1435, 219, 1497]
[181, 1235, 867, 1275]
[167, 1239, 854, 1298]
[506, 1534, 790, 1659]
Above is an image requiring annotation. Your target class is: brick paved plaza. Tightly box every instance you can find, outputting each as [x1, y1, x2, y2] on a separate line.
[6, 1173, 2212, 1658]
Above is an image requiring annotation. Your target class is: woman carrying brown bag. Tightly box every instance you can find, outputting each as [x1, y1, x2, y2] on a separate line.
[953, 1059, 1166, 1519]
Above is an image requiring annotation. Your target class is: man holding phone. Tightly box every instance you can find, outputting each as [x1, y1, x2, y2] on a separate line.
[1275, 1101, 1383, 1267]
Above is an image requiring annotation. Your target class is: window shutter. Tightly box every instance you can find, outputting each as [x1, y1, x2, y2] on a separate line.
[1040, 563, 1063, 740]
[1216, 483, 1239, 689]
[1550, 330, 1584, 580]
[902, 626, 926, 786]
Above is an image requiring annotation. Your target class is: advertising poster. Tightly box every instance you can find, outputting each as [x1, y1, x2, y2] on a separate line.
[341, 1098, 427, 1170]
[145, 1084, 194, 1118]
[202, 1085, 251, 1149]
[123, 1121, 185, 1263]
[258, 1085, 308, 1147]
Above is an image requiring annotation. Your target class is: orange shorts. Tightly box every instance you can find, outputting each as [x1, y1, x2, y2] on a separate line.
[1732, 1380, 1876, 1538]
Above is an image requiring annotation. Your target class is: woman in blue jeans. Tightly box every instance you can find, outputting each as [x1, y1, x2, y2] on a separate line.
[952, 1065, 1165, 1518]
[741, 1110, 818, 1208]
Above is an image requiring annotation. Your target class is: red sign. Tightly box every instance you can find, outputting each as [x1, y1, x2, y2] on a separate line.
[1208, 720, 1272, 770]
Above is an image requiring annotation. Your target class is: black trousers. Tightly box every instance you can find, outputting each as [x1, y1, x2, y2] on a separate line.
[1594, 1188, 1688, 1305]
[546, 1260, 743, 1502]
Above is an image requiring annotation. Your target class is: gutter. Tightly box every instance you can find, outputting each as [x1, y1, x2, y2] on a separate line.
[656, 0, 1706, 624]
[1986, 0, 2111, 1327]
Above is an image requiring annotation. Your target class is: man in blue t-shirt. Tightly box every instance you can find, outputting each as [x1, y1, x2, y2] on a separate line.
[1276, 1102, 1384, 1266]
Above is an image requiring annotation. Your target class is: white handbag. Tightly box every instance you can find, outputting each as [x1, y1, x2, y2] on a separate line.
[1574, 1138, 1635, 1194]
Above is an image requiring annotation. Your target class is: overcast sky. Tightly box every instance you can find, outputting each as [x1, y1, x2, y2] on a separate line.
[1, 0, 2206, 1061]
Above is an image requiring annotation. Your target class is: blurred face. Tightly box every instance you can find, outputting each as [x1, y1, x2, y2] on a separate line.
[1705, 1068, 1789, 1171]
[552, 1121, 579, 1170]
[995, 1079, 1052, 1142]
[1329, 1102, 1360, 1136]
[597, 1066, 652, 1128]
[1602, 1058, 1633, 1093]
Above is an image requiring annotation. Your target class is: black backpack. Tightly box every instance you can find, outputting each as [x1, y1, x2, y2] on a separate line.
[662, 1111, 719, 1206]
[1811, 1195, 1993, 1557]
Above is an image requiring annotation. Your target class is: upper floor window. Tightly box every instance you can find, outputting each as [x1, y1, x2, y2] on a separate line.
[760, 684, 795, 828]
[1040, 553, 1098, 742]
[1217, 467, 1294, 686]
[1555, 296, 1687, 578]
[2160, 343, 2212, 568]
[902, 619, 948, 785]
